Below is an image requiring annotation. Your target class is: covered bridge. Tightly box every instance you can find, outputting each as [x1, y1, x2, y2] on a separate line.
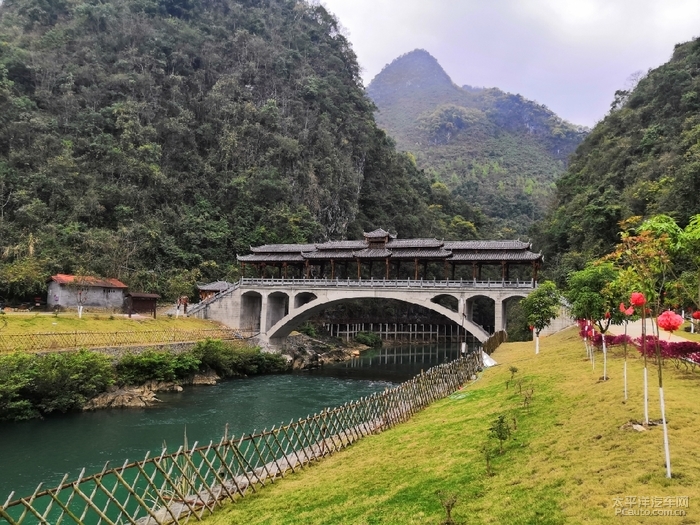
[237, 229, 543, 282]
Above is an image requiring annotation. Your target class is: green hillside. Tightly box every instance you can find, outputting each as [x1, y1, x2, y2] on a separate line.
[537, 36, 700, 271]
[0, 0, 462, 300]
[367, 49, 587, 238]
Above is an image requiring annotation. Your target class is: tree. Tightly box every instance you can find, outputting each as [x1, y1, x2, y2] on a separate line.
[519, 281, 560, 354]
[566, 262, 627, 380]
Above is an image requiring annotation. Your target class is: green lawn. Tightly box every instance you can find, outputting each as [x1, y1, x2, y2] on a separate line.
[200, 327, 700, 524]
[0, 310, 222, 334]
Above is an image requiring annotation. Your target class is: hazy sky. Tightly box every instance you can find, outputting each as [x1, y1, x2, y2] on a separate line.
[320, 0, 700, 128]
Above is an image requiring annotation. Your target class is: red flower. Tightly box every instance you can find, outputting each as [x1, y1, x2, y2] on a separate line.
[630, 292, 646, 306]
[604, 311, 611, 319]
[693, 311, 700, 320]
[657, 310, 684, 333]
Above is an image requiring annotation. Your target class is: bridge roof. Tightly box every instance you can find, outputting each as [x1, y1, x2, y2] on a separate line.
[448, 251, 542, 262]
[444, 240, 531, 250]
[236, 231, 542, 266]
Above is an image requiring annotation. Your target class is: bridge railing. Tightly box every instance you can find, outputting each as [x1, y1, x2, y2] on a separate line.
[0, 353, 482, 525]
[237, 277, 536, 289]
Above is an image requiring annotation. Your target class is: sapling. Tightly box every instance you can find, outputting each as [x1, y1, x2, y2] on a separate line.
[436, 490, 460, 525]
[489, 414, 512, 453]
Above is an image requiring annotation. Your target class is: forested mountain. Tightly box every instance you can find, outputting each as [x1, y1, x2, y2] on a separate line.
[367, 49, 587, 238]
[0, 0, 473, 299]
[536, 36, 700, 279]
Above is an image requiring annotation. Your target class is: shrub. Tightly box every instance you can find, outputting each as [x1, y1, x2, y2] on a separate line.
[116, 350, 200, 385]
[0, 350, 115, 421]
[355, 331, 382, 347]
[192, 339, 288, 377]
[298, 322, 317, 338]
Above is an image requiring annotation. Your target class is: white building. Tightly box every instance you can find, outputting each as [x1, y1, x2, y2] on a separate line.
[47, 274, 128, 310]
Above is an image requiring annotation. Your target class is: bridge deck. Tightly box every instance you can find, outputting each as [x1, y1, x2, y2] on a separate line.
[237, 277, 536, 289]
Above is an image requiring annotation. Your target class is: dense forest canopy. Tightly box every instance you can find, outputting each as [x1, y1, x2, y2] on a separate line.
[536, 37, 700, 283]
[0, 0, 477, 300]
[367, 49, 588, 239]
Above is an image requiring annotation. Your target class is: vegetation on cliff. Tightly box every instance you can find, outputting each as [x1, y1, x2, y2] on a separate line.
[536, 37, 700, 280]
[367, 49, 587, 239]
[0, 0, 463, 301]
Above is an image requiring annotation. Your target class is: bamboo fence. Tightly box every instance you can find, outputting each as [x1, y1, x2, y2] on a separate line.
[0, 329, 246, 353]
[0, 351, 483, 525]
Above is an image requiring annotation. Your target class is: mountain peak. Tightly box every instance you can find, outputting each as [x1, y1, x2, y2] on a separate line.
[367, 49, 458, 105]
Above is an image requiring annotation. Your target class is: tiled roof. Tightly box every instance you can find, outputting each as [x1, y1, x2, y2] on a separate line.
[448, 251, 542, 262]
[353, 248, 392, 258]
[386, 238, 443, 248]
[250, 244, 316, 253]
[444, 240, 531, 250]
[50, 274, 128, 289]
[363, 228, 394, 239]
[316, 240, 366, 250]
[237, 254, 305, 263]
[197, 281, 234, 291]
[390, 249, 452, 259]
[126, 292, 161, 299]
[302, 250, 356, 259]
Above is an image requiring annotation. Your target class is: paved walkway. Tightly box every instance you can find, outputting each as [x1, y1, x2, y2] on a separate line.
[606, 318, 692, 343]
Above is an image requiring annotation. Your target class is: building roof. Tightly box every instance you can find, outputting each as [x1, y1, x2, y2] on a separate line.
[197, 281, 234, 292]
[50, 274, 128, 289]
[444, 240, 531, 250]
[364, 228, 395, 239]
[250, 244, 316, 253]
[236, 230, 541, 266]
[126, 292, 161, 299]
[386, 238, 443, 249]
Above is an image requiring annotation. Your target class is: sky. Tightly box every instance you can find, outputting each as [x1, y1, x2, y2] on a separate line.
[320, 0, 700, 128]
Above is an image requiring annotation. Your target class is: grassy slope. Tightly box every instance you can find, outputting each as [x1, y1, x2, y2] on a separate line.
[201, 328, 700, 524]
[0, 311, 222, 334]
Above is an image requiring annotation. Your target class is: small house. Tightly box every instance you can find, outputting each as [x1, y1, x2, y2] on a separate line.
[197, 281, 234, 301]
[125, 293, 161, 318]
[47, 274, 128, 309]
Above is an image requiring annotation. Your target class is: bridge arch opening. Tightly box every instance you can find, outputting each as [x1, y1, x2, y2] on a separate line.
[431, 294, 458, 312]
[241, 291, 262, 332]
[294, 292, 317, 309]
[265, 292, 289, 332]
[266, 296, 489, 345]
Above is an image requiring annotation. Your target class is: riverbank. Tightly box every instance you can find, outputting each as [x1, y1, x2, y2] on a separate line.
[200, 327, 700, 524]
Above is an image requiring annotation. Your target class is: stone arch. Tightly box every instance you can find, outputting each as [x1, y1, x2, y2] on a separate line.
[264, 293, 490, 345]
[294, 292, 317, 309]
[431, 294, 458, 312]
[264, 291, 289, 332]
[241, 291, 262, 331]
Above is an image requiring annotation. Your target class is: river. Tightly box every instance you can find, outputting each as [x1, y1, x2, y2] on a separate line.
[0, 342, 464, 501]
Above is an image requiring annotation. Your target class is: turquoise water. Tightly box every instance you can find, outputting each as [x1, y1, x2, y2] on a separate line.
[0, 342, 463, 501]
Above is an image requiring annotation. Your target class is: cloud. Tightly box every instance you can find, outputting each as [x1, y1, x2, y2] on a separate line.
[321, 0, 700, 126]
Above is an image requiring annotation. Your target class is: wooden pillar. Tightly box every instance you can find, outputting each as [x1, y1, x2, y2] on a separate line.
[259, 263, 264, 277]
[241, 262, 246, 277]
[472, 263, 477, 280]
[357, 259, 361, 280]
[501, 261, 506, 281]
[305, 260, 310, 279]
[331, 259, 336, 279]
[385, 258, 390, 279]
[533, 261, 539, 283]
[283, 263, 288, 279]
[414, 258, 419, 280]
[320, 261, 325, 279]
